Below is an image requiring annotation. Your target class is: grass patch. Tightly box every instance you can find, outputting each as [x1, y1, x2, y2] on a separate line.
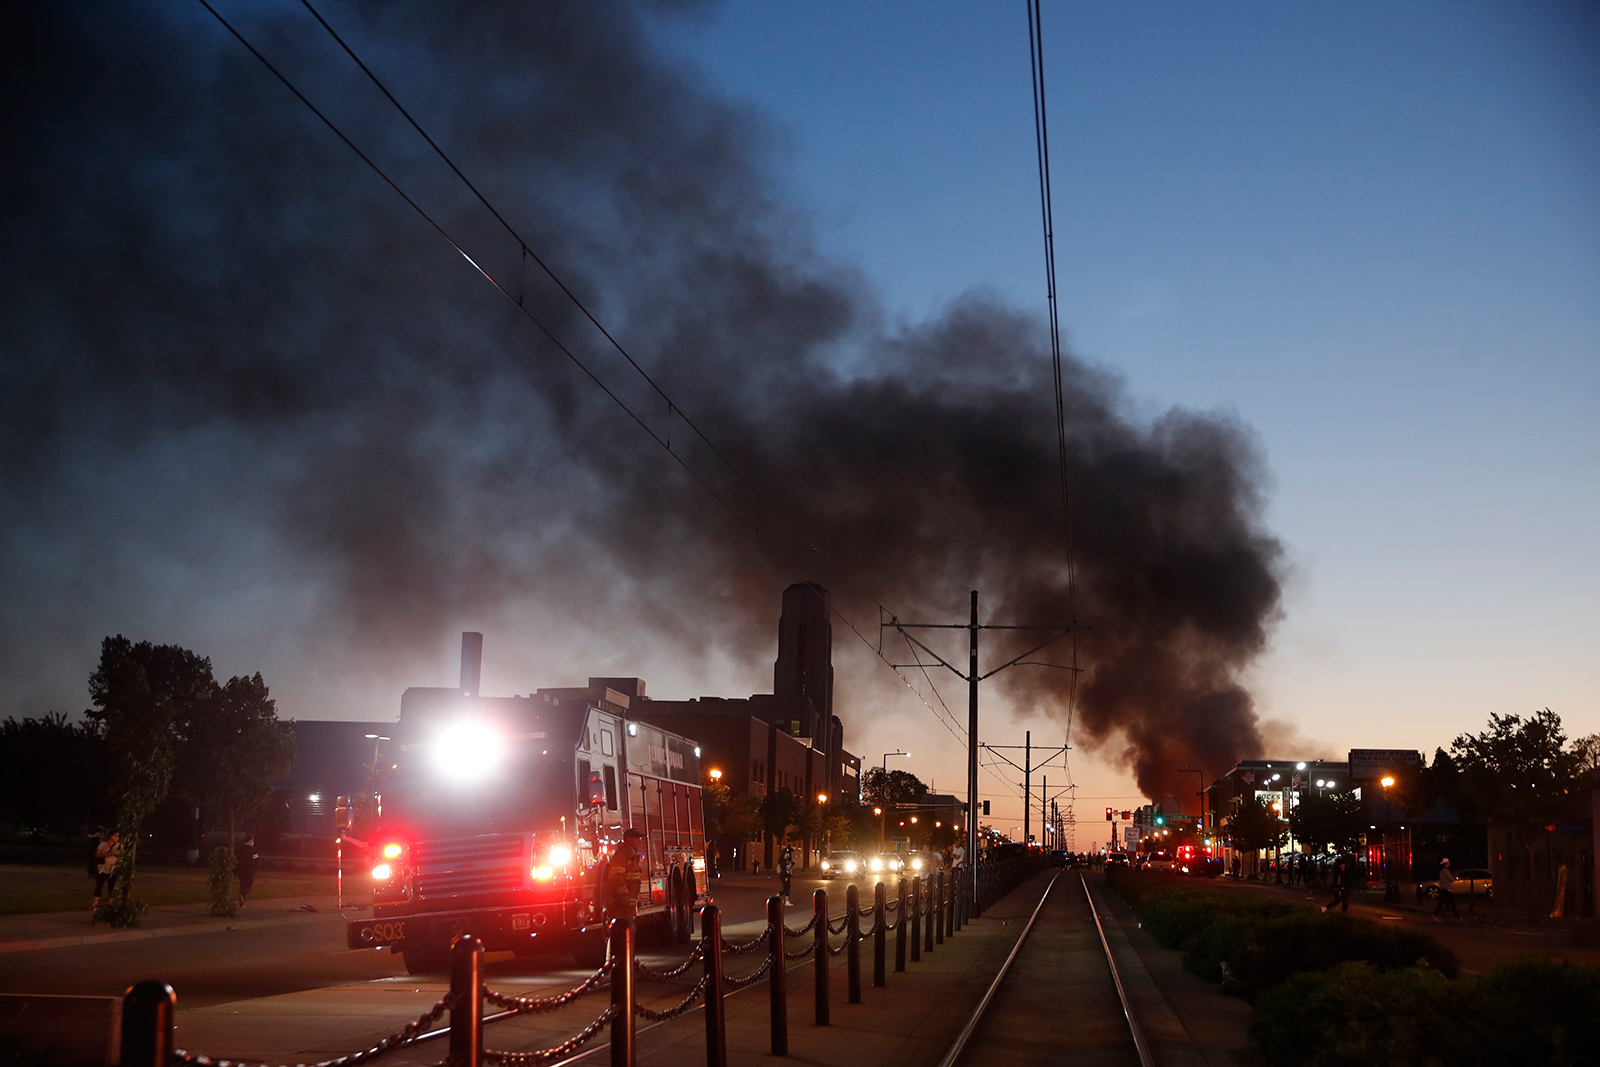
[0, 863, 334, 914]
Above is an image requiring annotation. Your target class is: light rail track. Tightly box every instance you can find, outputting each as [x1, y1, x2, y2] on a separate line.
[942, 870, 1157, 1067]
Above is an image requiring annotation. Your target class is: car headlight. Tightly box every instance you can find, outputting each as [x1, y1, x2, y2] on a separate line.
[871, 858, 883, 871]
[547, 845, 573, 868]
[911, 859, 922, 870]
[371, 863, 392, 881]
[845, 861, 857, 872]
[821, 861, 831, 870]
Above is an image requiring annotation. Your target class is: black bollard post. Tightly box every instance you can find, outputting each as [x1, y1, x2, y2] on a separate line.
[910, 876, 922, 963]
[449, 935, 484, 1067]
[953, 871, 963, 932]
[933, 870, 944, 946]
[813, 888, 829, 1026]
[767, 895, 788, 1055]
[609, 920, 635, 1067]
[894, 878, 908, 973]
[702, 905, 726, 1067]
[846, 883, 861, 1004]
[872, 882, 887, 987]
[120, 981, 175, 1067]
[945, 870, 955, 939]
[924, 877, 935, 954]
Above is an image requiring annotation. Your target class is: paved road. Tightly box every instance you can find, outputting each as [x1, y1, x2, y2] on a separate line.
[0, 871, 849, 1006]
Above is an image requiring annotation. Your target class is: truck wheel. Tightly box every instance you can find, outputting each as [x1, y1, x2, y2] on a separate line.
[572, 929, 607, 969]
[401, 946, 449, 975]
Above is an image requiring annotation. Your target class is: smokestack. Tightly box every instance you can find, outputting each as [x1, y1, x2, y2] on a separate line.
[459, 632, 483, 696]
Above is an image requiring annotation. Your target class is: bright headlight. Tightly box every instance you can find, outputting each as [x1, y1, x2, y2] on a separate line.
[371, 863, 392, 881]
[381, 843, 403, 859]
[845, 860, 857, 872]
[912, 859, 922, 870]
[548, 846, 573, 867]
[432, 721, 504, 784]
[532, 866, 554, 881]
[821, 861, 831, 869]
[871, 858, 883, 871]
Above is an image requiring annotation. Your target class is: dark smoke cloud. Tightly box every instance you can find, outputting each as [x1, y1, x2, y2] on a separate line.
[0, 0, 1281, 800]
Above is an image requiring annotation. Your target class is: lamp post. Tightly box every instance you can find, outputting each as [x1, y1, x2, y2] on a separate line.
[1380, 775, 1399, 902]
[879, 751, 908, 852]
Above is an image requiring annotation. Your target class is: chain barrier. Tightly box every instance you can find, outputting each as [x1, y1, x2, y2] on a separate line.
[481, 1006, 616, 1066]
[482, 963, 611, 1014]
[723, 929, 769, 954]
[723, 955, 774, 990]
[826, 916, 850, 936]
[632, 976, 709, 1022]
[782, 914, 817, 938]
[784, 941, 816, 961]
[632, 942, 706, 983]
[171, 993, 453, 1067]
[826, 939, 846, 957]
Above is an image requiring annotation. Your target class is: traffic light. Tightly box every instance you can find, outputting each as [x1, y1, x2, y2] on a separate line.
[1154, 810, 1165, 827]
[982, 800, 991, 815]
[1105, 807, 1114, 821]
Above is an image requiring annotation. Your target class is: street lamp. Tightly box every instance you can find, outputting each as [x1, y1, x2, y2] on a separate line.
[708, 768, 723, 780]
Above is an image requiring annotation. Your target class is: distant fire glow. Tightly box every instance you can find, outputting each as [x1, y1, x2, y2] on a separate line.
[432, 721, 504, 784]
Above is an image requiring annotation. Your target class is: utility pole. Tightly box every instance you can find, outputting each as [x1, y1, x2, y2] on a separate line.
[884, 591, 1074, 905]
[1024, 732, 1031, 843]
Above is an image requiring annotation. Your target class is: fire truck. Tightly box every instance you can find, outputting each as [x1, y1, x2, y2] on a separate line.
[345, 637, 708, 973]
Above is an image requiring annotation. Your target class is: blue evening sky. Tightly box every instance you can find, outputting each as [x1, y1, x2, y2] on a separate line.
[649, 1, 1599, 834]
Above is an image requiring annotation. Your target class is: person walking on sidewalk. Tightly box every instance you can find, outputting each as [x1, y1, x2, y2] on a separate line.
[1433, 857, 1459, 919]
[1321, 855, 1350, 913]
[779, 846, 794, 906]
[236, 835, 258, 908]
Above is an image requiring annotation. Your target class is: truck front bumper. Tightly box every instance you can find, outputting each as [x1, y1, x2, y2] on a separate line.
[346, 901, 595, 952]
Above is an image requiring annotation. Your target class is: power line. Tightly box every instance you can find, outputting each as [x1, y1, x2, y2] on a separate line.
[1026, 0, 1082, 791]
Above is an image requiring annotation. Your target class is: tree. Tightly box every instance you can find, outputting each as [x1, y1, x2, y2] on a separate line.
[181, 672, 295, 845]
[87, 642, 181, 923]
[0, 712, 108, 835]
[861, 768, 927, 808]
[1451, 708, 1582, 918]
[760, 788, 798, 848]
[1224, 797, 1287, 876]
[1289, 790, 1364, 854]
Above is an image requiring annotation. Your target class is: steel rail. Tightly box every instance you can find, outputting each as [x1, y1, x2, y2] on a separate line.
[1081, 874, 1156, 1067]
[935, 870, 1062, 1067]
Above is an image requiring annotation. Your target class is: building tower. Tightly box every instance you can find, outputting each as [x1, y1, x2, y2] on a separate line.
[773, 582, 838, 794]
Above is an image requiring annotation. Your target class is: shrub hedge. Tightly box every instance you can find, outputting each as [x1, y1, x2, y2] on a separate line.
[1252, 957, 1600, 1067]
[1107, 868, 1600, 1065]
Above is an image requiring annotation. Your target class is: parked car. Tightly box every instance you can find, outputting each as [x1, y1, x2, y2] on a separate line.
[820, 850, 866, 879]
[1418, 868, 1493, 900]
[1142, 851, 1175, 871]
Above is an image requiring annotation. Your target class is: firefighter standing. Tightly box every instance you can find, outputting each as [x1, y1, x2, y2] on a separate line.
[603, 829, 646, 922]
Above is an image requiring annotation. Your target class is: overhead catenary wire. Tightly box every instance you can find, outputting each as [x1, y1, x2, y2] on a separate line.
[1026, 0, 1082, 790]
[197, 0, 971, 748]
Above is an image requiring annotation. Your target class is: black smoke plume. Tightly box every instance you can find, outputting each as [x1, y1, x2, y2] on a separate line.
[0, 0, 1282, 801]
